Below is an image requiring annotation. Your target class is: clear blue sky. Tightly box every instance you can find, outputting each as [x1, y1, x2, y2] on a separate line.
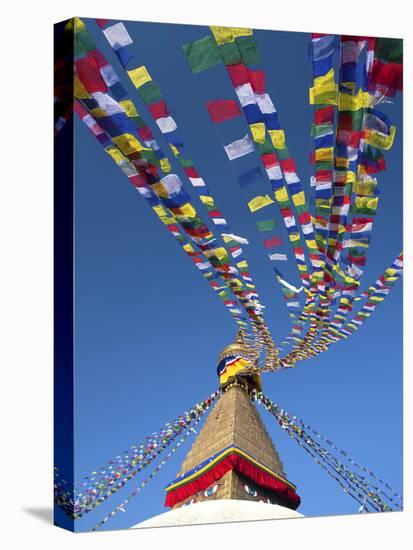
[63, 19, 402, 531]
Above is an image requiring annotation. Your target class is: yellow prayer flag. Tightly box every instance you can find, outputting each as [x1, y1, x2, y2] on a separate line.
[315, 147, 334, 162]
[112, 133, 146, 155]
[305, 239, 318, 250]
[152, 204, 173, 222]
[209, 26, 252, 45]
[247, 194, 274, 213]
[199, 195, 215, 208]
[336, 157, 350, 169]
[354, 196, 379, 212]
[236, 260, 248, 269]
[354, 178, 377, 196]
[127, 66, 152, 89]
[105, 146, 127, 165]
[183, 243, 195, 254]
[250, 123, 266, 144]
[89, 107, 106, 118]
[171, 203, 197, 219]
[338, 89, 370, 111]
[119, 100, 139, 118]
[268, 129, 286, 149]
[316, 198, 332, 210]
[292, 190, 306, 207]
[275, 187, 289, 203]
[160, 157, 172, 173]
[288, 232, 301, 243]
[152, 182, 169, 197]
[74, 75, 91, 99]
[169, 144, 180, 157]
[204, 247, 228, 262]
[364, 126, 396, 150]
[309, 69, 338, 105]
[343, 171, 356, 184]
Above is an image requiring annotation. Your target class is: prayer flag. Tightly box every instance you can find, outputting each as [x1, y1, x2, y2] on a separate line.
[248, 195, 274, 213]
[224, 134, 255, 160]
[238, 167, 262, 188]
[256, 219, 277, 231]
[182, 36, 222, 73]
[206, 100, 241, 123]
[103, 23, 133, 50]
[264, 236, 282, 249]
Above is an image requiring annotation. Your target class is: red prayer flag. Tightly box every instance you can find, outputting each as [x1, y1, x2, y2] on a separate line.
[261, 153, 279, 168]
[148, 100, 169, 120]
[206, 100, 241, 123]
[299, 212, 311, 225]
[315, 106, 334, 124]
[263, 236, 282, 249]
[95, 19, 109, 28]
[226, 64, 249, 87]
[75, 54, 108, 93]
[183, 167, 199, 178]
[247, 69, 266, 94]
[138, 126, 154, 141]
[280, 158, 297, 172]
[370, 59, 402, 92]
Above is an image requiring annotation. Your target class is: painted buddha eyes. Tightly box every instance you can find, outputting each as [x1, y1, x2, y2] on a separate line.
[184, 498, 196, 506]
[243, 484, 258, 497]
[244, 484, 274, 502]
[203, 484, 219, 497]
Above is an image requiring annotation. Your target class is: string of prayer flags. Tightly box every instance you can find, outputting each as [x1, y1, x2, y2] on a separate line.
[55, 390, 220, 519]
[207, 29, 322, 282]
[74, 19, 404, 370]
[75, 96, 255, 334]
[309, 35, 338, 261]
[93, 412, 208, 530]
[92, 19, 281, 365]
[257, 392, 402, 512]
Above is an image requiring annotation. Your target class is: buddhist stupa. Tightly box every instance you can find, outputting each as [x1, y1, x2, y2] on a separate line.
[134, 334, 303, 528]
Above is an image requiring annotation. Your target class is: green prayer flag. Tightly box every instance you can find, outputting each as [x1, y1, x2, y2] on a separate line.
[257, 138, 273, 155]
[219, 42, 242, 65]
[316, 160, 334, 171]
[375, 38, 403, 63]
[236, 35, 260, 65]
[277, 147, 290, 160]
[140, 149, 160, 166]
[182, 36, 222, 73]
[74, 30, 96, 56]
[256, 219, 277, 231]
[178, 157, 194, 168]
[138, 81, 162, 104]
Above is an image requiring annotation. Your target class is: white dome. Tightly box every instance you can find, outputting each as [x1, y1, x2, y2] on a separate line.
[132, 499, 303, 529]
